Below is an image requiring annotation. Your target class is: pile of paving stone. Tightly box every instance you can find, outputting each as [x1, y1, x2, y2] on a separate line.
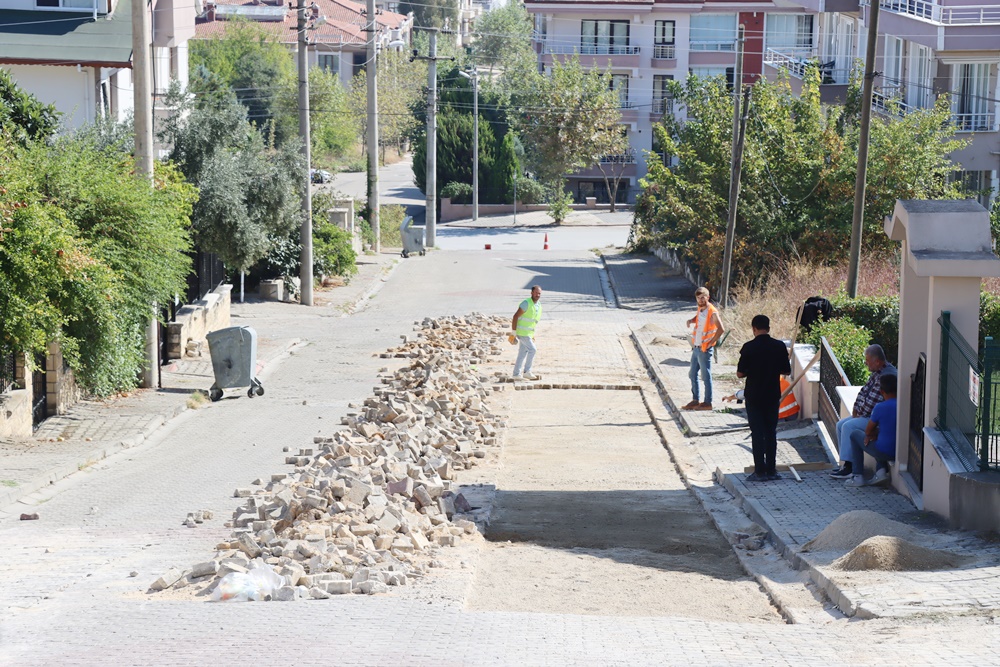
[154, 313, 510, 601]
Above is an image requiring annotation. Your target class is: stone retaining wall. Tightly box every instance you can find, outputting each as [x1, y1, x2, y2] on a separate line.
[167, 284, 232, 360]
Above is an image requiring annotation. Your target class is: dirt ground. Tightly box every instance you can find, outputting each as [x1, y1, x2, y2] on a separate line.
[465, 389, 781, 622]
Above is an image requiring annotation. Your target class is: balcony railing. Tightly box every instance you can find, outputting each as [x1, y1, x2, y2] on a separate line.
[619, 98, 634, 109]
[542, 43, 640, 56]
[652, 98, 674, 114]
[764, 49, 849, 84]
[872, 88, 997, 131]
[653, 44, 676, 59]
[860, 0, 1000, 24]
[952, 112, 996, 132]
[600, 149, 636, 164]
[871, 90, 912, 117]
[690, 41, 736, 52]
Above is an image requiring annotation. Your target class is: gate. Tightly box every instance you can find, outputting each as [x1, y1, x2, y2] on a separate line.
[31, 352, 47, 425]
[908, 353, 926, 490]
[936, 312, 980, 470]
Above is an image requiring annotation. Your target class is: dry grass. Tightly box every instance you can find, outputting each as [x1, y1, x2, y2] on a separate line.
[718, 254, 900, 361]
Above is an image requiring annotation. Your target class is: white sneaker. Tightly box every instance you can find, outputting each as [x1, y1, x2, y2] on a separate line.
[844, 474, 869, 487]
[511, 374, 523, 381]
[871, 468, 890, 485]
[523, 373, 539, 381]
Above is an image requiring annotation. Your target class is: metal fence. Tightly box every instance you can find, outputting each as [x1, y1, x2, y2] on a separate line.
[186, 251, 225, 303]
[977, 336, 1000, 470]
[936, 311, 982, 470]
[818, 336, 850, 448]
[0, 346, 16, 394]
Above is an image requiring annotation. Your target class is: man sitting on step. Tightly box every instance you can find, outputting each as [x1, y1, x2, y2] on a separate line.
[844, 373, 897, 488]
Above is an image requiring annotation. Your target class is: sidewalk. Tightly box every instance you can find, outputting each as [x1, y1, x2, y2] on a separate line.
[0, 252, 400, 510]
[443, 209, 634, 228]
[603, 251, 1000, 620]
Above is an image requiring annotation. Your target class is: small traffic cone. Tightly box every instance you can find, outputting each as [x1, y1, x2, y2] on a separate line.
[543, 233, 549, 250]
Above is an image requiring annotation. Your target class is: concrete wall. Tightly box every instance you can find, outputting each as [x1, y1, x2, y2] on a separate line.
[46, 341, 81, 417]
[0, 352, 30, 439]
[440, 198, 613, 223]
[166, 284, 232, 360]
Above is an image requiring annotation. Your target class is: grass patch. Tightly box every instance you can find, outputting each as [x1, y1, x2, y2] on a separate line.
[187, 391, 209, 410]
[1, 479, 18, 488]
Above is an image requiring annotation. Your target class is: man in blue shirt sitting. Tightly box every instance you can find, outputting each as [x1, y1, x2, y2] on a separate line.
[845, 373, 897, 487]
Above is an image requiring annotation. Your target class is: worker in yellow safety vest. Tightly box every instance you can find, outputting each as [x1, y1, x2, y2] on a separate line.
[683, 286, 725, 411]
[511, 285, 542, 381]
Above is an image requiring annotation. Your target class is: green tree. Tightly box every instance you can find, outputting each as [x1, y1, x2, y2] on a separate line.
[348, 50, 426, 160]
[413, 110, 495, 201]
[471, 2, 534, 75]
[275, 65, 356, 159]
[491, 132, 520, 204]
[632, 70, 966, 290]
[161, 76, 302, 273]
[400, 0, 458, 29]
[0, 68, 59, 145]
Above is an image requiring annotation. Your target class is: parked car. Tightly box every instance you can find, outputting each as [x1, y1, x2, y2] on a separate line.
[310, 169, 332, 184]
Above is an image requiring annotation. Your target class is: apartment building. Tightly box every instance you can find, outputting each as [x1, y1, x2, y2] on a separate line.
[525, 0, 812, 203]
[762, 0, 1000, 205]
[527, 0, 999, 205]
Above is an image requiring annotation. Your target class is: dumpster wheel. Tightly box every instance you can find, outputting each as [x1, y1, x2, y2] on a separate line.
[209, 387, 223, 402]
[248, 380, 264, 398]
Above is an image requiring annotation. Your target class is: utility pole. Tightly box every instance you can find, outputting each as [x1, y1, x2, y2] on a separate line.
[132, 0, 157, 388]
[366, 0, 380, 253]
[297, 0, 314, 306]
[719, 25, 745, 309]
[412, 29, 453, 248]
[460, 68, 478, 220]
[846, 0, 881, 298]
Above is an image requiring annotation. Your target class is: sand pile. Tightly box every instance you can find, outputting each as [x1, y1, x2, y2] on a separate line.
[831, 536, 967, 572]
[637, 323, 666, 334]
[651, 336, 685, 347]
[802, 510, 919, 552]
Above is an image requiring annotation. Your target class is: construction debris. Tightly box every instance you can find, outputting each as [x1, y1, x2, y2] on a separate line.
[158, 314, 509, 600]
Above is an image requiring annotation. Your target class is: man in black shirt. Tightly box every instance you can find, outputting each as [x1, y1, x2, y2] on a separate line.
[736, 315, 792, 482]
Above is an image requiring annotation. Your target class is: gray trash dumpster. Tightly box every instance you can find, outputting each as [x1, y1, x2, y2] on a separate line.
[400, 216, 425, 258]
[206, 326, 264, 401]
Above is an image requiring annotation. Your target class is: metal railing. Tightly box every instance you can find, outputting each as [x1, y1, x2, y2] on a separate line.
[764, 49, 848, 84]
[977, 336, 1000, 470]
[952, 111, 995, 132]
[860, 0, 1000, 24]
[653, 44, 676, 59]
[600, 149, 636, 164]
[543, 43, 639, 56]
[936, 311, 980, 469]
[0, 346, 16, 394]
[819, 336, 851, 448]
[871, 90, 912, 117]
[619, 98, 634, 109]
[652, 98, 673, 114]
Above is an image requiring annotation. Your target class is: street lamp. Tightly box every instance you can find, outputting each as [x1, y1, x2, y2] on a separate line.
[458, 68, 478, 221]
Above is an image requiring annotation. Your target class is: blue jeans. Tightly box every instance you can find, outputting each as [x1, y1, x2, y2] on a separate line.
[513, 336, 536, 376]
[849, 430, 894, 473]
[836, 416, 869, 462]
[689, 347, 713, 403]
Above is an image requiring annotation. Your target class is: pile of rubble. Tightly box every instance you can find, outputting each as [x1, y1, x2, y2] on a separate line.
[154, 313, 510, 601]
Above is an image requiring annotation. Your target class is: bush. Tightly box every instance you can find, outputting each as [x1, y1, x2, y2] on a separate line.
[802, 317, 872, 386]
[313, 224, 357, 277]
[548, 190, 572, 224]
[515, 178, 547, 205]
[441, 181, 473, 204]
[341, 157, 366, 173]
[829, 293, 899, 365]
[379, 204, 405, 247]
[981, 290, 1000, 349]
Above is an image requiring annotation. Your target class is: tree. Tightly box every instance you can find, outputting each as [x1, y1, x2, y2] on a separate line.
[632, 70, 968, 290]
[515, 56, 622, 193]
[412, 110, 495, 200]
[590, 125, 631, 213]
[399, 0, 458, 29]
[491, 132, 520, 204]
[471, 2, 534, 75]
[0, 68, 59, 145]
[348, 50, 426, 160]
[161, 75, 302, 273]
[275, 65, 355, 159]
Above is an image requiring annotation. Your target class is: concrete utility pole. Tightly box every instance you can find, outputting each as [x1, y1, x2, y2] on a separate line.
[297, 0, 314, 306]
[846, 0, 882, 298]
[719, 25, 745, 309]
[459, 68, 478, 221]
[425, 29, 438, 247]
[366, 0, 381, 253]
[132, 0, 157, 388]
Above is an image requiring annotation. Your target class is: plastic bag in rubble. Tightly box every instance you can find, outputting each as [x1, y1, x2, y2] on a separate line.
[247, 560, 284, 598]
[211, 572, 260, 602]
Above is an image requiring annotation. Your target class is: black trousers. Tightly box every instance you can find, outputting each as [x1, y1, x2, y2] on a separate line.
[745, 400, 779, 475]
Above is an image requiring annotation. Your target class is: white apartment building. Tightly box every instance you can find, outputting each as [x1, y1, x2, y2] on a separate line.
[527, 0, 1000, 206]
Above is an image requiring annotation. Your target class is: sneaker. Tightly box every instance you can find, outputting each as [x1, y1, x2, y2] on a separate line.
[511, 374, 522, 381]
[693, 402, 713, 411]
[830, 465, 853, 480]
[523, 373, 539, 381]
[871, 468, 890, 485]
[682, 400, 700, 410]
[766, 472, 782, 481]
[844, 474, 869, 487]
[745, 472, 767, 482]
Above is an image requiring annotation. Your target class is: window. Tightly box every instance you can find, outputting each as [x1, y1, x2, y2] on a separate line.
[950, 170, 995, 208]
[353, 52, 366, 77]
[690, 14, 737, 51]
[765, 14, 814, 56]
[906, 44, 931, 109]
[581, 20, 631, 55]
[823, 14, 855, 84]
[653, 74, 673, 113]
[882, 36, 903, 96]
[535, 15, 548, 39]
[953, 63, 992, 132]
[318, 54, 339, 75]
[36, 0, 96, 8]
[654, 20, 675, 59]
[611, 74, 630, 107]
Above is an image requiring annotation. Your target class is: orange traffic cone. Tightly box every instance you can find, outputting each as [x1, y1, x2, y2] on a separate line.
[543, 233, 549, 250]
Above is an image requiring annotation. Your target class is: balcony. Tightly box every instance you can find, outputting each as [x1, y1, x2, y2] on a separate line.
[543, 44, 640, 56]
[860, 0, 1000, 24]
[652, 98, 673, 114]
[600, 149, 637, 164]
[871, 88, 997, 132]
[952, 111, 996, 132]
[764, 48, 850, 84]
